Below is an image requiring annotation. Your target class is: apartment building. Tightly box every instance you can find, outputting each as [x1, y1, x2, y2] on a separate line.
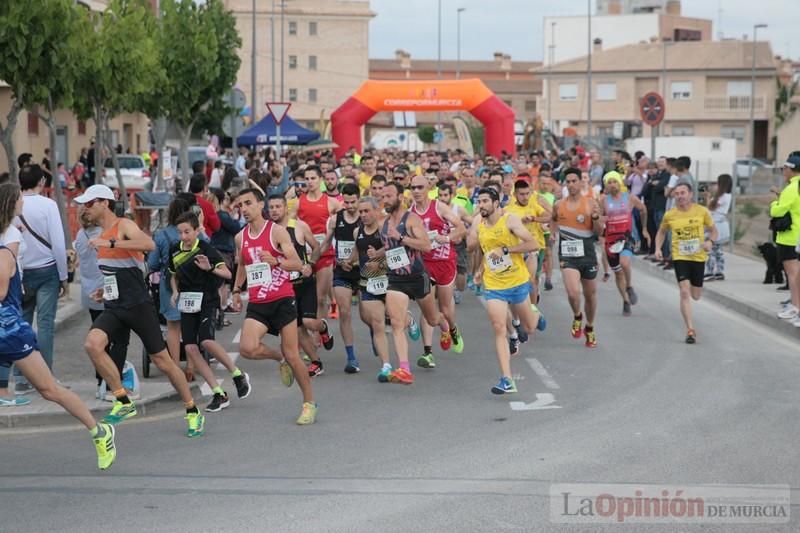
[224, 0, 374, 131]
[536, 39, 777, 158]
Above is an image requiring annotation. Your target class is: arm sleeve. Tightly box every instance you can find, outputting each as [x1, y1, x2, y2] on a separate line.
[49, 201, 68, 281]
[769, 183, 799, 217]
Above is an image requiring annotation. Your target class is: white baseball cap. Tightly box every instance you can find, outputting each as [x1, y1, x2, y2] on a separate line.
[74, 184, 115, 204]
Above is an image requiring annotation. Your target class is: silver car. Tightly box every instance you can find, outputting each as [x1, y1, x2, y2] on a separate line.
[103, 155, 152, 190]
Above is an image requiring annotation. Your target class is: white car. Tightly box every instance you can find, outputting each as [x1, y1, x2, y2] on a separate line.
[103, 155, 151, 190]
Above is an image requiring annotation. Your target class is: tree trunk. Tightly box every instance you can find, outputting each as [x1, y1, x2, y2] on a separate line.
[151, 117, 168, 192]
[44, 98, 73, 249]
[104, 117, 129, 213]
[93, 104, 106, 186]
[177, 123, 191, 190]
[0, 99, 24, 183]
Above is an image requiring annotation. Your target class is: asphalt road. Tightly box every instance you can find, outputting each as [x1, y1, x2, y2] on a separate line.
[1, 266, 798, 532]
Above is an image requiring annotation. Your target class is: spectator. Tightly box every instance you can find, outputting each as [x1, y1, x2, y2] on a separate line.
[189, 173, 220, 237]
[1, 164, 68, 395]
[209, 160, 224, 190]
[41, 149, 53, 188]
[772, 155, 800, 324]
[704, 174, 732, 281]
[209, 189, 241, 317]
[644, 156, 671, 258]
[235, 146, 248, 176]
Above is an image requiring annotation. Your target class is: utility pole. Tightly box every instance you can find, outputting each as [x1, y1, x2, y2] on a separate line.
[456, 8, 465, 79]
[586, 0, 592, 143]
[548, 21, 556, 133]
[280, 1, 286, 101]
[437, 0, 442, 149]
[271, 0, 276, 101]
[251, 0, 257, 122]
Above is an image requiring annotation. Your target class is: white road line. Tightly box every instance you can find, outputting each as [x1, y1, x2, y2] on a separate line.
[199, 378, 224, 397]
[232, 328, 241, 344]
[510, 393, 562, 411]
[216, 352, 240, 370]
[526, 358, 560, 390]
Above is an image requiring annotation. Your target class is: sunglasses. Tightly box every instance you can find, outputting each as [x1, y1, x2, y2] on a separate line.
[83, 199, 102, 208]
[293, 182, 308, 188]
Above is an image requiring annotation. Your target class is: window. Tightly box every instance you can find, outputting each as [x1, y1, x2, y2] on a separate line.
[721, 125, 746, 143]
[727, 81, 751, 97]
[288, 55, 297, 69]
[672, 125, 694, 136]
[27, 113, 39, 135]
[78, 120, 87, 136]
[524, 100, 536, 112]
[309, 55, 317, 71]
[288, 21, 297, 35]
[289, 88, 297, 102]
[309, 21, 317, 36]
[671, 81, 692, 100]
[559, 83, 578, 101]
[308, 88, 317, 103]
[596, 82, 617, 101]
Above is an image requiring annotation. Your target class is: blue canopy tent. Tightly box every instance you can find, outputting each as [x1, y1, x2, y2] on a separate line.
[236, 113, 320, 146]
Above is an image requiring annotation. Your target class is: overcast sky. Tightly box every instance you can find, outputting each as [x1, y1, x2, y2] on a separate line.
[369, 0, 795, 62]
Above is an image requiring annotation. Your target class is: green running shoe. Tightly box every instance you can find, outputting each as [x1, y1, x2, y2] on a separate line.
[280, 360, 294, 387]
[93, 423, 116, 470]
[102, 400, 137, 425]
[296, 402, 317, 425]
[416, 353, 436, 369]
[186, 411, 205, 437]
[451, 327, 464, 354]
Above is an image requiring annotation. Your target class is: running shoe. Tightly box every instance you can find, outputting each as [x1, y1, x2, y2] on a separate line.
[685, 329, 696, 344]
[777, 306, 798, 320]
[377, 366, 392, 383]
[205, 392, 230, 412]
[93, 423, 116, 470]
[0, 396, 31, 407]
[233, 372, 252, 399]
[451, 327, 464, 354]
[102, 400, 137, 425]
[296, 402, 318, 425]
[662, 262, 673, 271]
[509, 337, 521, 357]
[571, 317, 583, 339]
[491, 376, 518, 395]
[714, 274, 725, 281]
[584, 328, 597, 348]
[388, 368, 414, 385]
[514, 322, 528, 343]
[623, 302, 632, 316]
[319, 319, 335, 350]
[475, 285, 484, 296]
[14, 382, 33, 396]
[185, 411, 205, 437]
[791, 316, 800, 328]
[466, 275, 475, 290]
[703, 273, 716, 282]
[417, 353, 436, 369]
[328, 302, 338, 319]
[344, 360, 361, 374]
[406, 311, 421, 341]
[626, 286, 638, 305]
[544, 279, 553, 291]
[536, 312, 547, 331]
[308, 360, 325, 377]
[439, 330, 452, 351]
[279, 361, 294, 387]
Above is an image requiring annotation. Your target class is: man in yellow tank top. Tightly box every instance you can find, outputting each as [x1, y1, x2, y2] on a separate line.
[467, 187, 540, 395]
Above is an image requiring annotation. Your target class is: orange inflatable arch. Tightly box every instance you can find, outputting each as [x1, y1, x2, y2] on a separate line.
[331, 79, 516, 158]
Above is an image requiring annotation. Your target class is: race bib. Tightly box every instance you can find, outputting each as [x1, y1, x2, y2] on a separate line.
[561, 239, 585, 258]
[366, 275, 388, 295]
[427, 230, 440, 250]
[386, 247, 411, 271]
[246, 262, 272, 287]
[486, 253, 512, 272]
[337, 240, 355, 260]
[678, 238, 700, 256]
[608, 239, 625, 254]
[103, 275, 119, 301]
[178, 292, 203, 314]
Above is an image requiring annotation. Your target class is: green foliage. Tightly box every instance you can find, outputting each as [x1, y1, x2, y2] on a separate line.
[468, 124, 485, 154]
[734, 220, 747, 243]
[739, 201, 762, 219]
[417, 126, 436, 144]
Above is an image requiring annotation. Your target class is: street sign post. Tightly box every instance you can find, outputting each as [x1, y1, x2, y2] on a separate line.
[266, 102, 291, 156]
[226, 88, 247, 151]
[640, 92, 665, 161]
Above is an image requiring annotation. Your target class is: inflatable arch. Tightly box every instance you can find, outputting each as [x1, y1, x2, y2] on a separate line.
[331, 79, 516, 158]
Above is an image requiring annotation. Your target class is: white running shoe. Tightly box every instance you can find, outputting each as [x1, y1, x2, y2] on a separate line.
[777, 305, 798, 320]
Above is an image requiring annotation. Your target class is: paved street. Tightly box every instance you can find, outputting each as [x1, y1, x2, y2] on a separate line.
[1, 265, 798, 532]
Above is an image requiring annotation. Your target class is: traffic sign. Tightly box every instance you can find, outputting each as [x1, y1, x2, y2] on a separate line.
[266, 102, 292, 125]
[640, 92, 665, 127]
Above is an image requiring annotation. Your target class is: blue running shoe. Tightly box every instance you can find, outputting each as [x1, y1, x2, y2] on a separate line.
[537, 313, 547, 331]
[377, 366, 391, 383]
[406, 311, 421, 341]
[475, 285, 484, 296]
[514, 322, 528, 343]
[491, 377, 518, 395]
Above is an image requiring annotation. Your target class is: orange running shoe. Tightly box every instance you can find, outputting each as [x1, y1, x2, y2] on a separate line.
[328, 301, 338, 319]
[388, 368, 415, 385]
[439, 330, 452, 351]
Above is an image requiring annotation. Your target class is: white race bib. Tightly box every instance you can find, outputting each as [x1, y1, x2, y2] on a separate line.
[337, 240, 355, 260]
[427, 230, 440, 249]
[386, 247, 411, 271]
[366, 275, 388, 295]
[246, 262, 272, 287]
[103, 275, 119, 301]
[609, 240, 625, 254]
[178, 292, 203, 314]
[486, 253, 512, 272]
[678, 238, 700, 256]
[561, 239, 585, 258]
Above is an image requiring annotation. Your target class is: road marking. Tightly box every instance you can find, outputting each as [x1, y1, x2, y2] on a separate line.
[216, 352, 240, 370]
[526, 358, 560, 389]
[510, 393, 561, 411]
[200, 378, 224, 397]
[232, 328, 241, 344]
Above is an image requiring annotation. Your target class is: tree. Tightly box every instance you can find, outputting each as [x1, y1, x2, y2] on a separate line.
[417, 125, 436, 145]
[71, 0, 161, 208]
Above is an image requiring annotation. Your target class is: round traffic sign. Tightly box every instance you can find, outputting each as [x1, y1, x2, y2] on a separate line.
[640, 92, 665, 127]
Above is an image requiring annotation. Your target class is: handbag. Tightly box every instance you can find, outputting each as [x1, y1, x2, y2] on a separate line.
[769, 212, 792, 233]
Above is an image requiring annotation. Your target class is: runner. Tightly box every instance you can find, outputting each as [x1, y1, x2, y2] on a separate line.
[538, 170, 557, 291]
[77, 185, 204, 436]
[233, 188, 317, 425]
[0, 183, 116, 469]
[441, 174, 474, 304]
[598, 171, 649, 316]
[168, 212, 251, 413]
[314, 183, 363, 373]
[409, 176, 466, 368]
[380, 182, 451, 385]
[551, 168, 603, 348]
[654, 181, 717, 344]
[467, 187, 540, 394]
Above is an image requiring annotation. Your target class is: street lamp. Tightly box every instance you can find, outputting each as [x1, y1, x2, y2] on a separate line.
[251, 0, 256, 121]
[456, 8, 466, 80]
[280, 1, 287, 102]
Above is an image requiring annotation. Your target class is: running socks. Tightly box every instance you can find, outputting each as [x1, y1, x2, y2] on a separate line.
[399, 361, 411, 372]
[381, 363, 392, 372]
[423, 345, 433, 355]
[231, 368, 242, 378]
[212, 386, 224, 395]
[449, 326, 458, 339]
[112, 388, 131, 405]
[512, 318, 521, 327]
[91, 424, 106, 438]
[345, 345, 357, 363]
[185, 401, 199, 414]
[574, 313, 583, 322]
[585, 324, 594, 332]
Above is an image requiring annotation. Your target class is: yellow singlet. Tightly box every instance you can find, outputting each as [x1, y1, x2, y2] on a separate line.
[477, 213, 530, 290]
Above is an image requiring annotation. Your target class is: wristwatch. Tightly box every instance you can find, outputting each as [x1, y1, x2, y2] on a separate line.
[109, 238, 116, 248]
[502, 246, 509, 255]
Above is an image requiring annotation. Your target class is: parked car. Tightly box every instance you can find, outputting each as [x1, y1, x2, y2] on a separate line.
[735, 158, 776, 194]
[103, 155, 151, 190]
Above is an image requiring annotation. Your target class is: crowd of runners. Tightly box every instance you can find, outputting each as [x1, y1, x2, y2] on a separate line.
[0, 145, 723, 470]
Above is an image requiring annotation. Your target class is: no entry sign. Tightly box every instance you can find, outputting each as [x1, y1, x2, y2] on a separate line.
[640, 92, 665, 127]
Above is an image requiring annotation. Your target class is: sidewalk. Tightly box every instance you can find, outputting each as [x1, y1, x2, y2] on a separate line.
[635, 251, 799, 339]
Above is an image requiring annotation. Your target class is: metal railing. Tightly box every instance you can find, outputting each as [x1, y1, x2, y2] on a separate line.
[704, 96, 765, 112]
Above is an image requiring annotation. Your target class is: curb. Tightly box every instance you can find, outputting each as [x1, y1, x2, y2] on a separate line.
[635, 259, 799, 339]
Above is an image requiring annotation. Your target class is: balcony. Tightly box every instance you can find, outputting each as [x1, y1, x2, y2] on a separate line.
[704, 95, 765, 112]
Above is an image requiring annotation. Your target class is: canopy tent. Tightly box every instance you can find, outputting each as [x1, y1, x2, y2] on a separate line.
[236, 113, 320, 146]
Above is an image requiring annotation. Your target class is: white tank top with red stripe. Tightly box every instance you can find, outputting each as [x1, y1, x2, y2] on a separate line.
[241, 220, 295, 304]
